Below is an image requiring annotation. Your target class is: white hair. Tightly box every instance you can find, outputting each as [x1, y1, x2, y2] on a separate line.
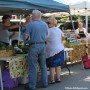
[32, 10, 42, 17]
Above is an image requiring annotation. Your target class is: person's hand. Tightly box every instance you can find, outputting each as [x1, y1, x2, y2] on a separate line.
[9, 24, 19, 29]
[20, 22, 25, 26]
[15, 24, 20, 28]
[77, 35, 80, 38]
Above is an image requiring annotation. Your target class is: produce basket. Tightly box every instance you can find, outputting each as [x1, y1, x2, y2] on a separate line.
[0, 50, 14, 57]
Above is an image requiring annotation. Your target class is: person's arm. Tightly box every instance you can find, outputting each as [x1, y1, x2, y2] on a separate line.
[24, 34, 29, 40]
[84, 28, 87, 36]
[2, 24, 20, 30]
[60, 29, 66, 41]
[60, 28, 65, 37]
[24, 23, 30, 40]
[75, 29, 81, 39]
[75, 29, 79, 35]
[61, 30, 64, 37]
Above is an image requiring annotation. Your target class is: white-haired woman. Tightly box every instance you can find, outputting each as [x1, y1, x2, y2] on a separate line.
[46, 17, 65, 84]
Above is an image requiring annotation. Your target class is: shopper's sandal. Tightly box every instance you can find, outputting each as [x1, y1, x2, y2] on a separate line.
[56, 79, 61, 83]
[49, 80, 55, 84]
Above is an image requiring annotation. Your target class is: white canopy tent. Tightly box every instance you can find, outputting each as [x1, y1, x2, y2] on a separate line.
[69, 1, 90, 70]
[70, 1, 90, 9]
[69, 1, 90, 48]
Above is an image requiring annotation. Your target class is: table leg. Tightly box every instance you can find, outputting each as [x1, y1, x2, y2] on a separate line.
[64, 51, 71, 75]
[0, 63, 4, 90]
[65, 61, 70, 75]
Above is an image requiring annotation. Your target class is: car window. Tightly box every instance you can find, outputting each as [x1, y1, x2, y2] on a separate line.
[59, 22, 78, 30]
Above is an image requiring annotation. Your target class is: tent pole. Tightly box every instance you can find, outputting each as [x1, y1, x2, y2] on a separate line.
[69, 11, 85, 69]
[69, 12, 75, 31]
[85, 8, 88, 54]
[18, 15, 22, 46]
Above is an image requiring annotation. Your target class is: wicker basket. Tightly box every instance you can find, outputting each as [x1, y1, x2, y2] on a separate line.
[0, 50, 14, 57]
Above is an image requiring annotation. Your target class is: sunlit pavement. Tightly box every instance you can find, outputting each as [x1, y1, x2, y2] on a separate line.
[5, 62, 90, 90]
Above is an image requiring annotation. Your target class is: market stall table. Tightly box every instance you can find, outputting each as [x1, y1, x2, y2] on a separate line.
[64, 48, 73, 75]
[0, 48, 73, 90]
[0, 54, 28, 90]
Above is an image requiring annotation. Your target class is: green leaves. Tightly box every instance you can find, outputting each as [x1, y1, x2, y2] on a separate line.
[0, 42, 14, 50]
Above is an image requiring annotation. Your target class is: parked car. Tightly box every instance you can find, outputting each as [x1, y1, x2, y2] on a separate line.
[59, 21, 78, 30]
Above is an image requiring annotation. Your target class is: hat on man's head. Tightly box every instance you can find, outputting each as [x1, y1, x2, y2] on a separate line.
[2, 15, 11, 20]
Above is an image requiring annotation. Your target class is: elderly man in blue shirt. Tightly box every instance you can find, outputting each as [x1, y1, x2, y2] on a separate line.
[24, 10, 48, 90]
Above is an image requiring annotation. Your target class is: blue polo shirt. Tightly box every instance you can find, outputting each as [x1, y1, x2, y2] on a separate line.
[25, 20, 48, 43]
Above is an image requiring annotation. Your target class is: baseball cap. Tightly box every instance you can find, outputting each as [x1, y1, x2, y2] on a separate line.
[2, 15, 12, 20]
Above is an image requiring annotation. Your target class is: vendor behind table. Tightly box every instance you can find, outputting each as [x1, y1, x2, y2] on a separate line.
[75, 22, 87, 39]
[0, 14, 21, 45]
[0, 14, 21, 70]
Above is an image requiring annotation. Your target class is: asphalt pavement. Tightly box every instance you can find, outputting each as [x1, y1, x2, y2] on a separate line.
[4, 62, 90, 90]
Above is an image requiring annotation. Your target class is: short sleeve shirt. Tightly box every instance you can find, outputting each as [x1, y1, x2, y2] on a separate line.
[25, 20, 48, 43]
[46, 27, 64, 58]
